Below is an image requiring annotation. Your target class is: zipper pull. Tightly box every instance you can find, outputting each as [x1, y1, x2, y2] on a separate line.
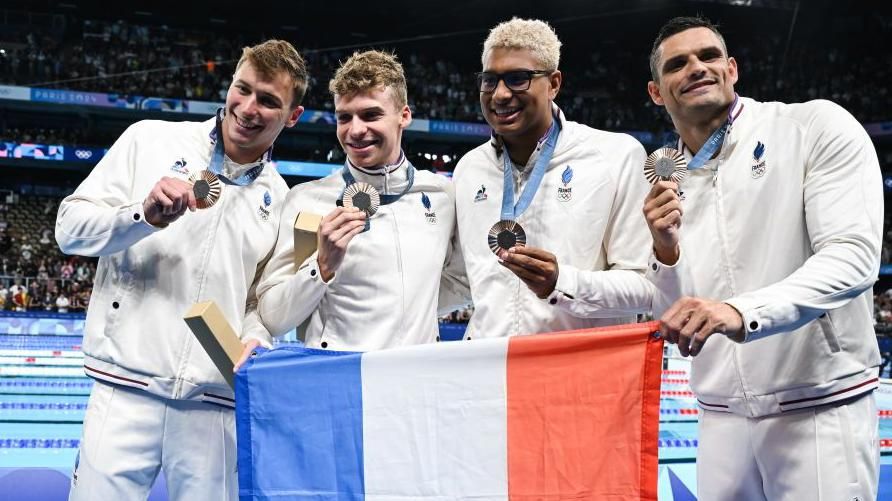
[712, 169, 718, 186]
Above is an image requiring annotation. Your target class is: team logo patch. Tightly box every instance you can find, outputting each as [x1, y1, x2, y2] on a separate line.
[257, 191, 272, 221]
[557, 165, 573, 202]
[751, 141, 766, 179]
[422, 192, 437, 224]
[474, 185, 488, 203]
[170, 157, 189, 175]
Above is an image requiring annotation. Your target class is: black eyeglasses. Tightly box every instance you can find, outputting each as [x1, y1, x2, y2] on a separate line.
[476, 70, 552, 93]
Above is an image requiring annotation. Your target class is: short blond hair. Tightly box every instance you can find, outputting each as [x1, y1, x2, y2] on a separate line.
[329, 50, 408, 109]
[482, 18, 561, 71]
[235, 39, 308, 108]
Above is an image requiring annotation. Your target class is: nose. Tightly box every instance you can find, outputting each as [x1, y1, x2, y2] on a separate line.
[687, 56, 708, 79]
[240, 93, 259, 118]
[348, 116, 368, 138]
[492, 79, 514, 102]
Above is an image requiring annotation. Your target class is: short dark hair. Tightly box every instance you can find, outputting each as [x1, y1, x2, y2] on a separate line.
[649, 16, 727, 82]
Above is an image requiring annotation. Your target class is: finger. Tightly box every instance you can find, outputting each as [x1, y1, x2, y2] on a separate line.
[150, 190, 175, 212]
[233, 342, 259, 372]
[334, 221, 367, 249]
[654, 211, 682, 231]
[499, 260, 541, 282]
[323, 208, 366, 233]
[662, 298, 691, 333]
[651, 199, 683, 220]
[644, 191, 681, 214]
[662, 299, 695, 348]
[508, 246, 556, 262]
[646, 180, 679, 202]
[678, 310, 707, 357]
[502, 251, 550, 275]
[328, 219, 367, 244]
[689, 322, 718, 357]
[158, 183, 189, 214]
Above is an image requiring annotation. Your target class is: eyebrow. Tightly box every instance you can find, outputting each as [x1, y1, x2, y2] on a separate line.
[335, 106, 386, 116]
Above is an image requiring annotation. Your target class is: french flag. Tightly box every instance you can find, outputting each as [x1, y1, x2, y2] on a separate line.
[236, 321, 663, 500]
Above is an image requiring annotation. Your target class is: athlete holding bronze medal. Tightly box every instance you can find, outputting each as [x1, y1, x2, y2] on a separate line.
[643, 17, 882, 500]
[251, 51, 469, 354]
[453, 18, 661, 339]
[57, 40, 307, 500]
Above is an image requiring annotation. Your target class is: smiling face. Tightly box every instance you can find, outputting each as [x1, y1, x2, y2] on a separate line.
[480, 47, 561, 144]
[647, 27, 738, 124]
[222, 61, 303, 164]
[335, 86, 411, 169]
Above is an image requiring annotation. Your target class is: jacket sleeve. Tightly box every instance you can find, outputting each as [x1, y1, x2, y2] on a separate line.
[548, 138, 659, 317]
[645, 251, 694, 318]
[55, 122, 160, 257]
[256, 187, 330, 337]
[437, 186, 472, 315]
[724, 101, 883, 341]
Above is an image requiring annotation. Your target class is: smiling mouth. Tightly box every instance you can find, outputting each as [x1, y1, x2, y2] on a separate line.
[682, 80, 716, 94]
[234, 114, 262, 130]
[347, 140, 379, 149]
[492, 106, 522, 117]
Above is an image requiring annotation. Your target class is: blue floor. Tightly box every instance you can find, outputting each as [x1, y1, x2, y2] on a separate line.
[1, 318, 891, 500]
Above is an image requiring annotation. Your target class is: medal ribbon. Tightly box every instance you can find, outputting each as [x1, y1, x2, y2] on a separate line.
[340, 152, 416, 231]
[341, 152, 415, 205]
[686, 94, 739, 170]
[208, 109, 266, 186]
[500, 118, 561, 221]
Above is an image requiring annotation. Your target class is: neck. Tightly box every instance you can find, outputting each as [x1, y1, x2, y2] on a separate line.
[349, 149, 403, 172]
[503, 114, 553, 167]
[675, 103, 731, 155]
[225, 145, 266, 165]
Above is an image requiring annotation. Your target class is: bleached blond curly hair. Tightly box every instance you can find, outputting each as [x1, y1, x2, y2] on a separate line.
[481, 18, 562, 71]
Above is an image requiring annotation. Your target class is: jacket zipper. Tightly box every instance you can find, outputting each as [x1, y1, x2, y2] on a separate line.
[389, 204, 406, 336]
[712, 159, 750, 409]
[175, 179, 226, 397]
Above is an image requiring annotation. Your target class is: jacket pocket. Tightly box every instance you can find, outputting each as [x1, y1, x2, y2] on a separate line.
[817, 313, 841, 353]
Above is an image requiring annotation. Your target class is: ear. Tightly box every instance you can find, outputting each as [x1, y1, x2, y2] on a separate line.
[647, 80, 664, 106]
[399, 104, 412, 130]
[286, 106, 304, 128]
[728, 56, 739, 87]
[548, 70, 562, 100]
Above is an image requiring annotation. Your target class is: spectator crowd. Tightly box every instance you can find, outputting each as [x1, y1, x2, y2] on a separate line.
[1, 14, 891, 132]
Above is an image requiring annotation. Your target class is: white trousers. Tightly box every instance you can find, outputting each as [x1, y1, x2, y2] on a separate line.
[697, 392, 879, 501]
[69, 381, 237, 501]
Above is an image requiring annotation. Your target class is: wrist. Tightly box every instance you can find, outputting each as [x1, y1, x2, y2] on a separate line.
[317, 257, 334, 282]
[653, 243, 679, 266]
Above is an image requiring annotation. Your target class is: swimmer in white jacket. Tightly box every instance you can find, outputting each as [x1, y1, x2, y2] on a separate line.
[643, 16, 882, 501]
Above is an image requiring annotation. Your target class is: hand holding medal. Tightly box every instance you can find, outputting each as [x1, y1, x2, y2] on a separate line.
[190, 170, 223, 209]
[642, 147, 690, 266]
[643, 147, 687, 185]
[342, 182, 381, 217]
[488, 220, 526, 255]
[142, 177, 198, 227]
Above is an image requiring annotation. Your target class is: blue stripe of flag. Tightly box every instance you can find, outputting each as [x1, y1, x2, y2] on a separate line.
[237, 346, 365, 500]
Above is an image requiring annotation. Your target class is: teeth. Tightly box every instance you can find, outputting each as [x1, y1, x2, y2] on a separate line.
[494, 108, 520, 116]
[236, 116, 260, 129]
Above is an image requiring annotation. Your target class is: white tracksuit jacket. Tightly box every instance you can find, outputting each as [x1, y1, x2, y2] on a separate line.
[256, 159, 469, 351]
[453, 107, 662, 339]
[56, 118, 287, 405]
[648, 97, 883, 417]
